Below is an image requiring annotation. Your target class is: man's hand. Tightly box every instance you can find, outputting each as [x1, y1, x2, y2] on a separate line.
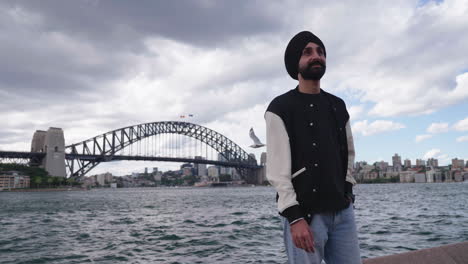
[290, 219, 315, 252]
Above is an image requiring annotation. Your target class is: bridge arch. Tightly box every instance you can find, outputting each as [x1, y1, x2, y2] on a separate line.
[65, 121, 258, 179]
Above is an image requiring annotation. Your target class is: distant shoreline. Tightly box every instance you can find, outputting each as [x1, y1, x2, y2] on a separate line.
[1, 187, 86, 192]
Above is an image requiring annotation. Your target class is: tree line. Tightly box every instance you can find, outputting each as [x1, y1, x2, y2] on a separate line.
[0, 163, 79, 188]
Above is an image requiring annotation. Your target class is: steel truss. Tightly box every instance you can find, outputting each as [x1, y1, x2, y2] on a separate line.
[0, 151, 45, 166]
[65, 121, 258, 180]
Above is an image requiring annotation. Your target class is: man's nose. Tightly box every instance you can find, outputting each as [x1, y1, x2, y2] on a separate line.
[309, 52, 321, 61]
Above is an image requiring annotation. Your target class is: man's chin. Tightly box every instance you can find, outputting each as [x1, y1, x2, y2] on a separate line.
[300, 70, 325, 81]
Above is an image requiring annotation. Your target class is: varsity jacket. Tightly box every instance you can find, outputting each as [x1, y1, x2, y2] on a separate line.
[265, 87, 357, 224]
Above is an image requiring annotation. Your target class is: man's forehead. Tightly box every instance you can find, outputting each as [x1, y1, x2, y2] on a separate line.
[303, 42, 321, 49]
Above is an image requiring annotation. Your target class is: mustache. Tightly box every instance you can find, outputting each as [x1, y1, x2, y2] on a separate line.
[307, 60, 325, 68]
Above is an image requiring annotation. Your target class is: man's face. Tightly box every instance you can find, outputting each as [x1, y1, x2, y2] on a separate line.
[298, 42, 326, 81]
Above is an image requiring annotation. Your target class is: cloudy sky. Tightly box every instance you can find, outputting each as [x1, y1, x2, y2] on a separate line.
[1, 0, 467, 175]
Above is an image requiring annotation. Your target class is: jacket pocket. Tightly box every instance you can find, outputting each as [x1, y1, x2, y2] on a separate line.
[292, 167, 306, 179]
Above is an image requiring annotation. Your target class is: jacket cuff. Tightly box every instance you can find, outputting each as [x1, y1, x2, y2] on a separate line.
[344, 182, 355, 203]
[280, 204, 303, 224]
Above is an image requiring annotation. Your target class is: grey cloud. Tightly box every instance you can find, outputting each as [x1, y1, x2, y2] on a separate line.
[0, 1, 286, 115]
[9, 1, 282, 48]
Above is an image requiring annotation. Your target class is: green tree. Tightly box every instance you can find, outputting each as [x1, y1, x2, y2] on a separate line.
[67, 178, 75, 186]
[219, 174, 232, 182]
[32, 176, 42, 188]
[47, 177, 54, 188]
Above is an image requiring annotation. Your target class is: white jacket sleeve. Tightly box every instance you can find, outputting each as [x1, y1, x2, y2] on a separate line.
[345, 120, 357, 185]
[265, 111, 299, 213]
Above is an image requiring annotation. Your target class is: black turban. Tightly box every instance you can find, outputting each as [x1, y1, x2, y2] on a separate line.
[284, 31, 326, 80]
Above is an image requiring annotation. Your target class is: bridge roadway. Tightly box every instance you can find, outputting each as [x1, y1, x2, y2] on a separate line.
[0, 151, 45, 160]
[0, 151, 261, 169]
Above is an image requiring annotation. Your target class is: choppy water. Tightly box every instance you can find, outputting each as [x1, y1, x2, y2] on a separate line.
[0, 183, 467, 264]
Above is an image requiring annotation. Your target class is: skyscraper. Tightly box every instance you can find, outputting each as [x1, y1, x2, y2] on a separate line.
[404, 159, 411, 168]
[392, 153, 402, 172]
[194, 156, 207, 176]
[416, 159, 426, 167]
[427, 158, 439, 167]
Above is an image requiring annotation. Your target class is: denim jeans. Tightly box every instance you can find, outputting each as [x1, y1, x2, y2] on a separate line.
[282, 204, 362, 264]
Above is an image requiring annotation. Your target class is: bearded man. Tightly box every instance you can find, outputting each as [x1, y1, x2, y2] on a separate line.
[265, 31, 361, 264]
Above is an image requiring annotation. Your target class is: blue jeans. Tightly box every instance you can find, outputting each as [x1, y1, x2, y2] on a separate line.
[282, 204, 362, 264]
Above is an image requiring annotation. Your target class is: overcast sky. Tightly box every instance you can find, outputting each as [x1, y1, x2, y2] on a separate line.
[1, 0, 467, 175]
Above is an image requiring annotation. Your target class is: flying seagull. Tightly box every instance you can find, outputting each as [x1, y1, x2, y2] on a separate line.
[249, 127, 265, 148]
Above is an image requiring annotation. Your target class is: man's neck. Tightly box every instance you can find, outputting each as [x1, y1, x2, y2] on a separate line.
[298, 77, 320, 94]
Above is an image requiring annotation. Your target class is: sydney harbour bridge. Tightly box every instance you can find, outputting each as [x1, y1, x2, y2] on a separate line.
[0, 121, 265, 184]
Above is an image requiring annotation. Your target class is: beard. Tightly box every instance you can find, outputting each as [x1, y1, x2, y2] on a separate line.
[299, 61, 326, 81]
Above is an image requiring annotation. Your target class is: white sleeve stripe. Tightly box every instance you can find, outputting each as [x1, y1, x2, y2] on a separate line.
[265, 111, 298, 213]
[345, 120, 357, 185]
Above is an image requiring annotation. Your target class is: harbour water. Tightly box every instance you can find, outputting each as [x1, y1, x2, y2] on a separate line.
[1, 183, 467, 263]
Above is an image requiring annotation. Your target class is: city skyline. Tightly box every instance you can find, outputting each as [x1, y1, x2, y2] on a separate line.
[0, 1, 467, 176]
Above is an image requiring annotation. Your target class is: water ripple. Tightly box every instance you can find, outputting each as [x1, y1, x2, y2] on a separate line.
[0, 183, 467, 263]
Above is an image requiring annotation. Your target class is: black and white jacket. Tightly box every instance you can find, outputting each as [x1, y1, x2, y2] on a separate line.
[265, 87, 357, 223]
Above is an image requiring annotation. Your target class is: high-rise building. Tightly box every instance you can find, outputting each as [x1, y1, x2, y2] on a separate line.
[404, 159, 411, 168]
[260, 152, 267, 166]
[427, 158, 439, 167]
[376, 161, 389, 171]
[207, 166, 219, 177]
[392, 153, 402, 172]
[194, 156, 207, 176]
[217, 153, 231, 175]
[416, 159, 426, 167]
[451, 158, 465, 169]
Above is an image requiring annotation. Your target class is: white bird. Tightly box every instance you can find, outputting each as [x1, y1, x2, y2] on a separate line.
[249, 127, 265, 148]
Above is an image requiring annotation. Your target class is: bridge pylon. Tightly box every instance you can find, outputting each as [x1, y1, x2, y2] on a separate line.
[31, 128, 66, 177]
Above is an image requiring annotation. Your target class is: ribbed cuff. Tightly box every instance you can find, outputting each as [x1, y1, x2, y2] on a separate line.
[289, 217, 304, 225]
[344, 182, 355, 203]
[280, 204, 303, 224]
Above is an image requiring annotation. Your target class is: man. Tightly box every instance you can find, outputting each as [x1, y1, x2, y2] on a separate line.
[265, 31, 361, 263]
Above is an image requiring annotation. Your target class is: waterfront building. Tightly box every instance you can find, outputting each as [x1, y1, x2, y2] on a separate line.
[260, 152, 267, 165]
[219, 166, 231, 176]
[96, 172, 112, 186]
[416, 159, 426, 167]
[399, 171, 416, 183]
[385, 171, 399, 179]
[414, 173, 426, 183]
[0, 171, 30, 189]
[356, 164, 374, 181]
[207, 166, 219, 178]
[404, 159, 411, 168]
[194, 156, 207, 177]
[355, 161, 368, 170]
[452, 171, 463, 182]
[376, 161, 389, 171]
[257, 152, 267, 184]
[451, 158, 465, 170]
[392, 153, 402, 172]
[426, 166, 436, 183]
[153, 172, 162, 182]
[427, 158, 439, 167]
[83, 176, 97, 188]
